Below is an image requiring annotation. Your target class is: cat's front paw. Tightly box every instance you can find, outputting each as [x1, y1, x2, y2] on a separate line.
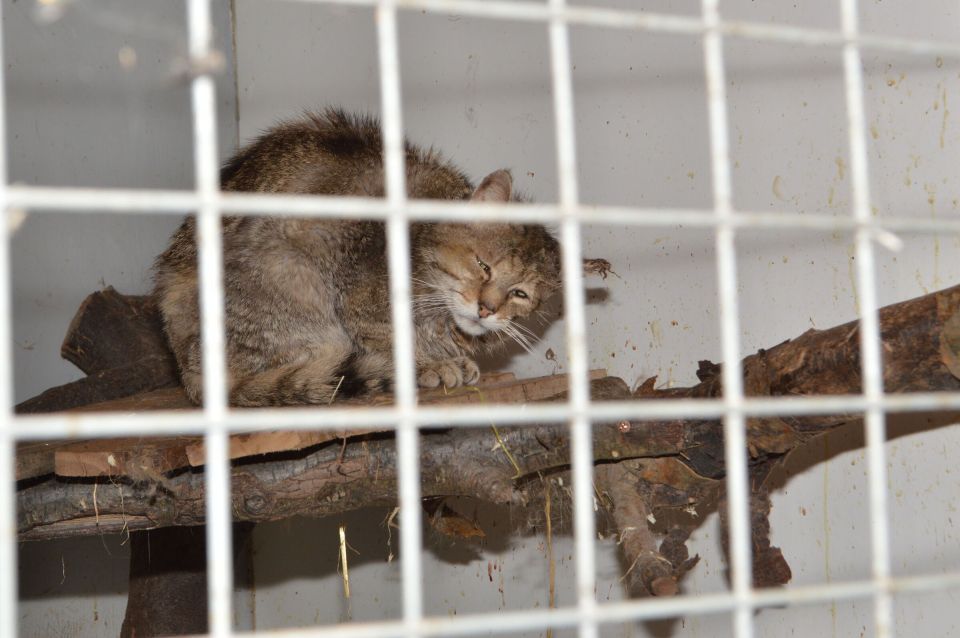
[417, 357, 481, 389]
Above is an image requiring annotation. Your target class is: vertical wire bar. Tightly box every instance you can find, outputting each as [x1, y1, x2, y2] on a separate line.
[188, 0, 233, 635]
[701, 1, 754, 636]
[839, 1, 893, 635]
[547, 1, 596, 636]
[376, 2, 423, 633]
[0, 0, 16, 633]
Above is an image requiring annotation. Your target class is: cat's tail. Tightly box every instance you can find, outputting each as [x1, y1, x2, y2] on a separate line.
[226, 351, 393, 407]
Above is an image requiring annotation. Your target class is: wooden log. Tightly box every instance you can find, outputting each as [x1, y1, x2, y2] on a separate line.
[119, 526, 209, 638]
[15, 372, 614, 481]
[16, 287, 180, 414]
[54, 437, 194, 481]
[182, 429, 383, 467]
[182, 370, 607, 465]
[718, 486, 792, 589]
[596, 462, 678, 597]
[635, 282, 960, 478]
[119, 524, 253, 638]
[15, 355, 179, 415]
[60, 287, 172, 375]
[16, 441, 58, 482]
[15, 389, 677, 540]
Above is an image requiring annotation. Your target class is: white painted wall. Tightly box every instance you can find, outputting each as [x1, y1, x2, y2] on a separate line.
[9, 0, 238, 635]
[7, 0, 238, 404]
[234, 1, 960, 636]
[9, 0, 960, 636]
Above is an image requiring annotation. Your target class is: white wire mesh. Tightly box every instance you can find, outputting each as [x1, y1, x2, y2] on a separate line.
[546, 2, 598, 638]
[374, 1, 426, 633]
[0, 0, 17, 634]
[699, 1, 752, 635]
[186, 0, 235, 633]
[839, 1, 894, 635]
[3, 0, 960, 636]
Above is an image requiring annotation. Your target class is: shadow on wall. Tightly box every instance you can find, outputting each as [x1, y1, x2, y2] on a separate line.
[18, 533, 131, 600]
[251, 501, 529, 589]
[766, 410, 960, 492]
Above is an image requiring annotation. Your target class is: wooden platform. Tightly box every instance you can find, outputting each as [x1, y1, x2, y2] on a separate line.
[16, 369, 608, 482]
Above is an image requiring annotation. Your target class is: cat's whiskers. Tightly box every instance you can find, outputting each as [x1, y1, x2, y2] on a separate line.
[413, 299, 449, 308]
[513, 322, 539, 349]
[533, 309, 551, 326]
[506, 329, 535, 355]
[412, 304, 443, 313]
[509, 319, 539, 341]
[375, 295, 449, 310]
[409, 277, 445, 292]
[499, 321, 535, 355]
[413, 299, 443, 308]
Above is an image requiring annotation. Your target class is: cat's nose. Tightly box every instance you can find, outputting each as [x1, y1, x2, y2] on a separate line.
[478, 301, 497, 319]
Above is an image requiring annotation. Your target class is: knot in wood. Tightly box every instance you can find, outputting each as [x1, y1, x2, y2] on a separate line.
[243, 492, 268, 515]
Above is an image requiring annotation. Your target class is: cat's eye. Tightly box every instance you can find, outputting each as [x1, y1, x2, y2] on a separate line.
[511, 289, 529, 299]
[476, 256, 490, 273]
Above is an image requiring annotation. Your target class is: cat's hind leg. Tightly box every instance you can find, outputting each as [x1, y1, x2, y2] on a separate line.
[230, 349, 392, 406]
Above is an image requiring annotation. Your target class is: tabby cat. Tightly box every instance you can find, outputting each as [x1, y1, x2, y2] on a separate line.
[154, 109, 562, 406]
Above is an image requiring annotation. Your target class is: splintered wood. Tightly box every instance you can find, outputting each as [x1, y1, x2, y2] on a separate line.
[15, 369, 607, 479]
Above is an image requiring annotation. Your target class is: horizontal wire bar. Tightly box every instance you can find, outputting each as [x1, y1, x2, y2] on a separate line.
[7, 185, 199, 212]
[277, 0, 960, 58]
[165, 569, 960, 638]
[9, 391, 960, 440]
[8, 185, 960, 235]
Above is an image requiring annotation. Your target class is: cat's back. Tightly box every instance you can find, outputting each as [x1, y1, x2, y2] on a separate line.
[153, 112, 370, 269]
[221, 108, 473, 200]
[221, 109, 383, 195]
[154, 107, 477, 315]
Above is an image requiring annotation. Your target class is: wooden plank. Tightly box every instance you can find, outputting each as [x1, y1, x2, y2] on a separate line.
[61, 287, 173, 376]
[16, 441, 59, 481]
[15, 356, 180, 414]
[44, 370, 608, 475]
[54, 437, 195, 479]
[182, 369, 550, 465]
[418, 368, 607, 405]
[183, 428, 382, 467]
[475, 371, 516, 386]
[21, 514, 156, 541]
[69, 386, 194, 412]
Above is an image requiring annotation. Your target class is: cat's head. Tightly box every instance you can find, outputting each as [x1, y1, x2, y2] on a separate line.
[414, 170, 561, 344]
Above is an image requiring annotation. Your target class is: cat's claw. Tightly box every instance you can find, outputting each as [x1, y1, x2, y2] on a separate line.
[417, 357, 481, 389]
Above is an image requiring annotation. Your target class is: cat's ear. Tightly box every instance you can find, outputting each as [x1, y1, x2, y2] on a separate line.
[471, 169, 513, 202]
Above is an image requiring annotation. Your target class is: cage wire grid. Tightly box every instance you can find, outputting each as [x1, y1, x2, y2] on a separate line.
[1, 0, 960, 637]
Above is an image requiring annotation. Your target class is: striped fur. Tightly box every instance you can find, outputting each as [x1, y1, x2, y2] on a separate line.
[154, 109, 560, 406]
